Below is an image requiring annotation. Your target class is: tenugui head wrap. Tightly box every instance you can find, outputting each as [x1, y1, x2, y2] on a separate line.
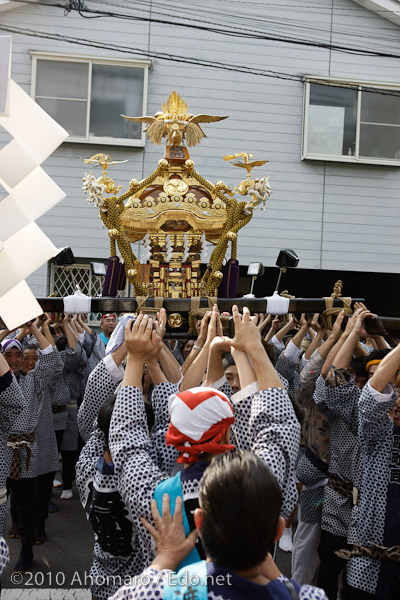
[2, 339, 23, 353]
[166, 387, 235, 464]
[365, 359, 382, 373]
[101, 313, 117, 322]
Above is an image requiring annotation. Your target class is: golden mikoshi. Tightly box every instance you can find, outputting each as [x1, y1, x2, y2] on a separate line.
[82, 92, 271, 298]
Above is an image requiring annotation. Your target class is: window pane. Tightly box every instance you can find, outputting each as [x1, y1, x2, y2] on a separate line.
[36, 60, 89, 99]
[307, 84, 357, 156]
[90, 64, 144, 139]
[359, 124, 400, 160]
[36, 98, 87, 137]
[361, 90, 400, 125]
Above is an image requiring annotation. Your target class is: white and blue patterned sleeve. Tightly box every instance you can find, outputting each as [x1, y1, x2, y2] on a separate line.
[150, 382, 179, 474]
[109, 386, 167, 567]
[78, 356, 123, 441]
[275, 342, 301, 398]
[250, 387, 301, 519]
[0, 535, 9, 576]
[76, 428, 106, 509]
[110, 567, 168, 599]
[314, 371, 360, 431]
[358, 381, 397, 445]
[32, 347, 64, 394]
[0, 371, 26, 433]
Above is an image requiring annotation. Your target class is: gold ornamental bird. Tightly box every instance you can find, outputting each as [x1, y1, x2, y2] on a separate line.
[122, 91, 228, 147]
[224, 152, 268, 177]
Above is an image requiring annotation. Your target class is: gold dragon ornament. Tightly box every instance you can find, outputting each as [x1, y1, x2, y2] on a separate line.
[82, 92, 271, 298]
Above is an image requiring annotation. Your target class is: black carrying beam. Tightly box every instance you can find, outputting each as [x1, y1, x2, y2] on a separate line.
[26, 296, 365, 338]
[34, 296, 366, 314]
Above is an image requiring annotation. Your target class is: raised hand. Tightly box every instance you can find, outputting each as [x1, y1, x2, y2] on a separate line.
[124, 314, 158, 359]
[224, 305, 261, 353]
[141, 495, 197, 571]
[154, 308, 167, 341]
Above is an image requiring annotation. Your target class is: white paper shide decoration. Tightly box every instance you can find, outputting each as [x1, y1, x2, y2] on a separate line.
[0, 51, 68, 329]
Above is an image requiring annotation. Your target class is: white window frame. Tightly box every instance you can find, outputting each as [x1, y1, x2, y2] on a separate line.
[49, 262, 131, 326]
[302, 75, 400, 167]
[30, 51, 151, 147]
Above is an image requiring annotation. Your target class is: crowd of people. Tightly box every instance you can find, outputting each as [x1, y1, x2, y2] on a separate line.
[0, 301, 399, 600]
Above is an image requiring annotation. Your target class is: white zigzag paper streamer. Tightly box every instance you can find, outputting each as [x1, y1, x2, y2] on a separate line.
[140, 232, 152, 264]
[0, 59, 68, 329]
[165, 234, 173, 262]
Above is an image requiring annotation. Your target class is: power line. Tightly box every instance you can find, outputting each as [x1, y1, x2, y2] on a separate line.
[8, 0, 400, 56]
[3, 22, 400, 99]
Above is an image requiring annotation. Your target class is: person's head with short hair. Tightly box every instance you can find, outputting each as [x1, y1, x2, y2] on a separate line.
[194, 450, 285, 570]
[2, 339, 23, 376]
[223, 354, 240, 395]
[101, 313, 117, 338]
[98, 392, 154, 450]
[98, 393, 117, 448]
[55, 335, 68, 352]
[22, 344, 39, 374]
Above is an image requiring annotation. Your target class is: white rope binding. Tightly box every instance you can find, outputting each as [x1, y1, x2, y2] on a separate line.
[63, 287, 91, 314]
[264, 291, 290, 315]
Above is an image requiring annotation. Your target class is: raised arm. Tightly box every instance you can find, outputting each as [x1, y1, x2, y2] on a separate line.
[41, 313, 55, 347]
[304, 314, 324, 361]
[225, 306, 284, 390]
[109, 316, 166, 566]
[225, 305, 300, 520]
[369, 341, 400, 393]
[63, 315, 77, 349]
[146, 342, 179, 474]
[181, 311, 211, 375]
[78, 343, 126, 441]
[180, 306, 220, 392]
[333, 308, 374, 370]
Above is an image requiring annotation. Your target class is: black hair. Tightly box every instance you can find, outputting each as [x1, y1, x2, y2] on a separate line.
[350, 356, 368, 382]
[363, 348, 391, 375]
[97, 391, 155, 449]
[55, 335, 67, 351]
[23, 344, 38, 353]
[261, 340, 276, 364]
[97, 394, 117, 447]
[223, 354, 235, 370]
[199, 449, 282, 570]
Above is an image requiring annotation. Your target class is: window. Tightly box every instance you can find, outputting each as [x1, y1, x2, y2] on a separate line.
[49, 262, 130, 325]
[31, 52, 151, 146]
[302, 77, 400, 166]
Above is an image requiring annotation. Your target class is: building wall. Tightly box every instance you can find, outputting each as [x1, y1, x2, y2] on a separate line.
[1, 0, 400, 296]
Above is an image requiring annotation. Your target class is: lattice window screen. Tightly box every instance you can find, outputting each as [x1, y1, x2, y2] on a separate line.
[49, 263, 128, 325]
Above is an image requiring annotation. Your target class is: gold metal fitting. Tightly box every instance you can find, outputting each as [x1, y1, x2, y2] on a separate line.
[168, 313, 183, 328]
[213, 271, 223, 282]
[127, 268, 137, 279]
[226, 231, 237, 241]
[108, 229, 119, 240]
[185, 159, 194, 169]
[158, 158, 169, 169]
[129, 179, 139, 188]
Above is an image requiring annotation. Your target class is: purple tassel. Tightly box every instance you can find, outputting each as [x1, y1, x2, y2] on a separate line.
[219, 259, 239, 298]
[117, 262, 126, 290]
[102, 256, 122, 297]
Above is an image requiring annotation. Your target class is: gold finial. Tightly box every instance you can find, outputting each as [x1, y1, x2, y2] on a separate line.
[121, 91, 228, 147]
[224, 152, 268, 178]
[83, 153, 128, 176]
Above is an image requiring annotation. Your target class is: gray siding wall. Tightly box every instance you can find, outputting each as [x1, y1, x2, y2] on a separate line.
[1, 0, 400, 296]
